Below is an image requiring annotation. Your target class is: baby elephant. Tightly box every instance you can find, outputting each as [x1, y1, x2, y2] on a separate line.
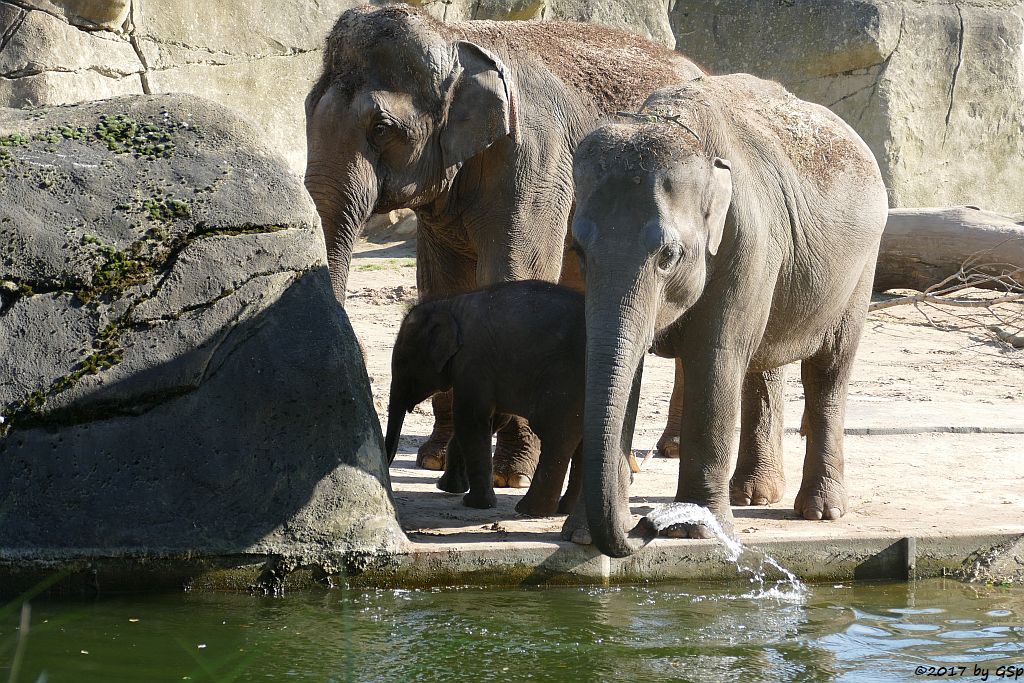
[384, 281, 584, 516]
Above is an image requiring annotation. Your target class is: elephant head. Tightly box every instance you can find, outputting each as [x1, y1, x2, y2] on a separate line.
[384, 303, 461, 464]
[305, 5, 517, 302]
[571, 121, 732, 557]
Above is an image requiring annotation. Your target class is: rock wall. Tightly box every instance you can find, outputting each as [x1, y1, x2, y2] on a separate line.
[0, 94, 405, 563]
[1, 1, 1021, 214]
[0, 0, 673, 174]
[671, 0, 1024, 213]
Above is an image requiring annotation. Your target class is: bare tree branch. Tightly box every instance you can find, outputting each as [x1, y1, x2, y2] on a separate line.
[870, 243, 1023, 350]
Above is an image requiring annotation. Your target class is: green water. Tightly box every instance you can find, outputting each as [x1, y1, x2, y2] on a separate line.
[2, 579, 1022, 682]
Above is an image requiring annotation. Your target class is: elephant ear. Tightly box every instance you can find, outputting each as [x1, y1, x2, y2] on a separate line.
[706, 157, 733, 256]
[428, 309, 461, 374]
[440, 41, 517, 171]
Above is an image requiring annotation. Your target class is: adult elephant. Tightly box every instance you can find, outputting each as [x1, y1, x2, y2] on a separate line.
[304, 4, 702, 480]
[567, 75, 888, 557]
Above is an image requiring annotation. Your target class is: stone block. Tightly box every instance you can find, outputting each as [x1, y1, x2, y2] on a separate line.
[670, 0, 1024, 212]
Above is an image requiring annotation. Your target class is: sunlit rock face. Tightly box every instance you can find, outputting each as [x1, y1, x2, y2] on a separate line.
[670, 0, 1024, 214]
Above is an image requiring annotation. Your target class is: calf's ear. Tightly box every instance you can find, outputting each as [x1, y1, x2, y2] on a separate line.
[706, 157, 732, 256]
[428, 310, 461, 373]
[440, 41, 517, 171]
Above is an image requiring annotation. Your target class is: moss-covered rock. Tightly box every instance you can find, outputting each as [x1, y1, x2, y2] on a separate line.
[0, 94, 405, 566]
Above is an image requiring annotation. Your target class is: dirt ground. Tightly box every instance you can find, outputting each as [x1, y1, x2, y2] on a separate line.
[345, 232, 1024, 546]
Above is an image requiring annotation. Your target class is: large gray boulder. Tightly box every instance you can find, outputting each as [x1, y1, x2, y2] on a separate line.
[0, 95, 405, 570]
[670, 0, 1024, 213]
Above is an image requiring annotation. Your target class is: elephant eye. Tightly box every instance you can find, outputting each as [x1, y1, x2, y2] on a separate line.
[370, 121, 392, 142]
[657, 243, 683, 271]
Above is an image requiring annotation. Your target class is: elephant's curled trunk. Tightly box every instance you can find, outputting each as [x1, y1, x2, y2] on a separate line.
[582, 297, 654, 558]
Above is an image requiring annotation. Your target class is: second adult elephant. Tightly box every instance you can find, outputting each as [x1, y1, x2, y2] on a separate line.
[568, 75, 888, 557]
[304, 5, 702, 482]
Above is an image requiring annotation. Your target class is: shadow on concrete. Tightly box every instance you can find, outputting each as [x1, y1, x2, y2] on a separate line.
[733, 508, 800, 521]
[854, 538, 914, 580]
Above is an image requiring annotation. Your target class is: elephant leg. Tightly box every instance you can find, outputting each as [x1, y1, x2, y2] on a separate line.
[414, 229, 477, 471]
[730, 367, 786, 506]
[515, 423, 575, 517]
[492, 417, 540, 489]
[664, 349, 745, 539]
[656, 358, 685, 458]
[794, 356, 852, 521]
[557, 442, 583, 515]
[437, 426, 469, 494]
[452, 397, 498, 510]
[794, 272, 870, 521]
[560, 491, 592, 545]
[471, 210, 566, 489]
[417, 391, 452, 471]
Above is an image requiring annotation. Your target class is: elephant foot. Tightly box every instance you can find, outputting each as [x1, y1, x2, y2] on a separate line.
[569, 527, 593, 545]
[661, 523, 716, 540]
[514, 492, 558, 517]
[560, 499, 591, 545]
[656, 433, 680, 459]
[794, 476, 847, 521]
[463, 488, 498, 510]
[418, 393, 453, 470]
[660, 503, 734, 540]
[437, 470, 469, 494]
[729, 468, 785, 506]
[416, 435, 448, 471]
[493, 418, 540, 486]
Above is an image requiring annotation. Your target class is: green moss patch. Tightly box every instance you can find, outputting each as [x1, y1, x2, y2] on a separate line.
[32, 125, 89, 145]
[95, 114, 180, 159]
[142, 196, 191, 223]
[0, 134, 30, 147]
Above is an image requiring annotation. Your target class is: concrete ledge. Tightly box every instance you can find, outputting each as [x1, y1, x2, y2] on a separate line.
[2, 531, 1020, 596]
[354, 531, 1023, 588]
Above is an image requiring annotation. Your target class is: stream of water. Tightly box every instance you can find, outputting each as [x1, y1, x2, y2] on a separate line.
[645, 502, 807, 601]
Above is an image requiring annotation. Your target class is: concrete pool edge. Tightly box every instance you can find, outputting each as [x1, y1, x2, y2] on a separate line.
[1, 530, 1021, 596]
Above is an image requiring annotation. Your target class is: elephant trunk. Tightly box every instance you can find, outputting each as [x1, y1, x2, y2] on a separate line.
[384, 400, 406, 465]
[582, 276, 657, 558]
[304, 158, 378, 304]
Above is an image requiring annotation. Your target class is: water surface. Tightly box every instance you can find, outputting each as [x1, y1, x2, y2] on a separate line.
[2, 579, 1022, 682]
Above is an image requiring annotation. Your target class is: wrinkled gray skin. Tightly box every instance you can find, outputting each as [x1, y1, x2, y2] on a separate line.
[568, 74, 888, 558]
[304, 5, 702, 478]
[384, 281, 585, 516]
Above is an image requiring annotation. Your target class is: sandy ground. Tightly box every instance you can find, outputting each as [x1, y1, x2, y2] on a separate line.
[345, 232, 1024, 546]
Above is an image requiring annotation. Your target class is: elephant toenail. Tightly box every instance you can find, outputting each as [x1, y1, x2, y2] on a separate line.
[507, 474, 532, 489]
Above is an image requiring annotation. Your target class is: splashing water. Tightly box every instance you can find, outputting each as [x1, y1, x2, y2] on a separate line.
[644, 503, 807, 602]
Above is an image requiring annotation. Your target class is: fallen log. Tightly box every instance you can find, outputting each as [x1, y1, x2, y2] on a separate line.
[874, 206, 1024, 293]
